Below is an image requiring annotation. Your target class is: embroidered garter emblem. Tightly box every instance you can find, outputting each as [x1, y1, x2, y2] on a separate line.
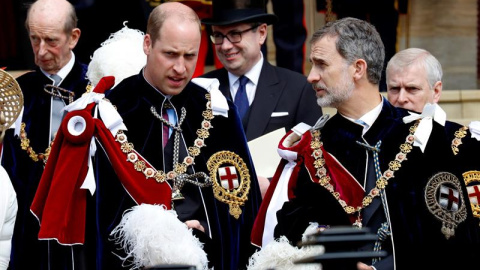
[207, 151, 250, 219]
[425, 172, 467, 239]
[462, 170, 480, 224]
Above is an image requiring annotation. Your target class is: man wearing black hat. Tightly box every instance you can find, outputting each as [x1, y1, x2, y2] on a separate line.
[201, 0, 322, 143]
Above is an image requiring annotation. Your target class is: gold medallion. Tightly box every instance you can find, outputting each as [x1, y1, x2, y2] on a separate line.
[462, 170, 480, 224]
[207, 151, 250, 219]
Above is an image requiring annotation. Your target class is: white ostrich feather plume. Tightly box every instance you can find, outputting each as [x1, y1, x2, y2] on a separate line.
[110, 204, 209, 270]
[247, 223, 324, 270]
[86, 22, 146, 88]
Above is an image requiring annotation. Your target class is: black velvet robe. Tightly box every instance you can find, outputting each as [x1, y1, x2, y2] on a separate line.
[93, 72, 262, 270]
[1, 61, 89, 270]
[274, 99, 479, 270]
[446, 120, 480, 229]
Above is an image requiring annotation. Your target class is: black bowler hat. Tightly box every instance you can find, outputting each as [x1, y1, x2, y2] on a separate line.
[201, 0, 278, 26]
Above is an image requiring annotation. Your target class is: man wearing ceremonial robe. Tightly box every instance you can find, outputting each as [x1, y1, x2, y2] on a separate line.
[386, 47, 480, 235]
[1, 1, 89, 268]
[94, 2, 262, 269]
[255, 17, 479, 270]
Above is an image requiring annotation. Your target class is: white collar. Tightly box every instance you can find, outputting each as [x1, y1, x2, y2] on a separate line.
[228, 52, 264, 88]
[344, 96, 383, 133]
[358, 99, 383, 130]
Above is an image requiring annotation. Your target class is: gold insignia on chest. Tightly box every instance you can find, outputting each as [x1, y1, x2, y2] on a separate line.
[425, 172, 467, 239]
[452, 126, 468, 155]
[462, 170, 480, 223]
[207, 151, 251, 219]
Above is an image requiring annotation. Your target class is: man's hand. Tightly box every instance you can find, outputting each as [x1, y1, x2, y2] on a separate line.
[185, 220, 205, 233]
[357, 262, 374, 270]
[257, 175, 270, 198]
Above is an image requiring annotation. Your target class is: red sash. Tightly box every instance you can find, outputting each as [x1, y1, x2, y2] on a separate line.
[31, 77, 172, 245]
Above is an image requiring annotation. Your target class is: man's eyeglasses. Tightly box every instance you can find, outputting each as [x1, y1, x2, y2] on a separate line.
[210, 26, 257, 45]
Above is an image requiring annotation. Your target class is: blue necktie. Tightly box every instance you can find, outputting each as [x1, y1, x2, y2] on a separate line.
[234, 76, 249, 119]
[50, 74, 64, 141]
[355, 119, 369, 135]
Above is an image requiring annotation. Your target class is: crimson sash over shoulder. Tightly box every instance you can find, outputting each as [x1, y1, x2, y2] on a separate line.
[31, 77, 173, 245]
[251, 126, 364, 247]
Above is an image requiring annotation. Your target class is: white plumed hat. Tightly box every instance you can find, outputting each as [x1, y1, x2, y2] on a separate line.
[86, 22, 146, 88]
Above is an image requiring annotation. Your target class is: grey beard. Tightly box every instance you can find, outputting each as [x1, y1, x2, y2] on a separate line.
[316, 83, 354, 108]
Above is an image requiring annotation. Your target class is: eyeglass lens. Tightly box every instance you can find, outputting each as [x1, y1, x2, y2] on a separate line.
[210, 27, 255, 45]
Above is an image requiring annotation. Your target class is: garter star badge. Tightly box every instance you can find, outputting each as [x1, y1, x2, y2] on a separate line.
[425, 172, 467, 239]
[207, 151, 250, 219]
[462, 170, 480, 224]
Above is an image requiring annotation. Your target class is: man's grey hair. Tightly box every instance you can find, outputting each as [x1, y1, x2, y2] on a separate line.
[386, 48, 443, 89]
[310, 17, 385, 85]
[25, 0, 78, 34]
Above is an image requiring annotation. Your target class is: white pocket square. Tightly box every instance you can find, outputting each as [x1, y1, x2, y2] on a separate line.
[271, 112, 288, 117]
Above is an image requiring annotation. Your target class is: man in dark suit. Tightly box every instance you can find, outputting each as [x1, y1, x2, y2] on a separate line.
[0, 0, 89, 269]
[201, 0, 322, 142]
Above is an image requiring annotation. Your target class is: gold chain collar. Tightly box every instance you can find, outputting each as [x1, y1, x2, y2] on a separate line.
[310, 121, 419, 218]
[452, 126, 468, 155]
[115, 93, 214, 194]
[20, 85, 79, 164]
[20, 122, 53, 164]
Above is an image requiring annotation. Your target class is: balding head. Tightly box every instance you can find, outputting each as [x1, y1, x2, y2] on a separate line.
[146, 2, 201, 46]
[26, 0, 77, 34]
[25, 0, 80, 74]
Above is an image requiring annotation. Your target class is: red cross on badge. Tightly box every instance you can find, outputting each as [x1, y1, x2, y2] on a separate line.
[439, 185, 460, 211]
[467, 185, 480, 204]
[219, 166, 239, 190]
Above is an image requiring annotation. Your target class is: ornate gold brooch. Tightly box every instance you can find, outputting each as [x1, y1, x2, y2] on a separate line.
[462, 170, 480, 224]
[207, 151, 251, 219]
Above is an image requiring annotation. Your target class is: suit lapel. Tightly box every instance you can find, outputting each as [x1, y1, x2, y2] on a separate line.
[245, 61, 285, 141]
[216, 69, 232, 101]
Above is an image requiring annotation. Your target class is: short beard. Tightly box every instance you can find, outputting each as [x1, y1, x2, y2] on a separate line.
[316, 70, 354, 108]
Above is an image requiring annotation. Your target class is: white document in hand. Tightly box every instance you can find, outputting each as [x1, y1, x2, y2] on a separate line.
[247, 128, 286, 178]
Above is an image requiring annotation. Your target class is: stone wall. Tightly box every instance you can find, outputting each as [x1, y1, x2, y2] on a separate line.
[398, 0, 478, 90]
[304, 0, 479, 124]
